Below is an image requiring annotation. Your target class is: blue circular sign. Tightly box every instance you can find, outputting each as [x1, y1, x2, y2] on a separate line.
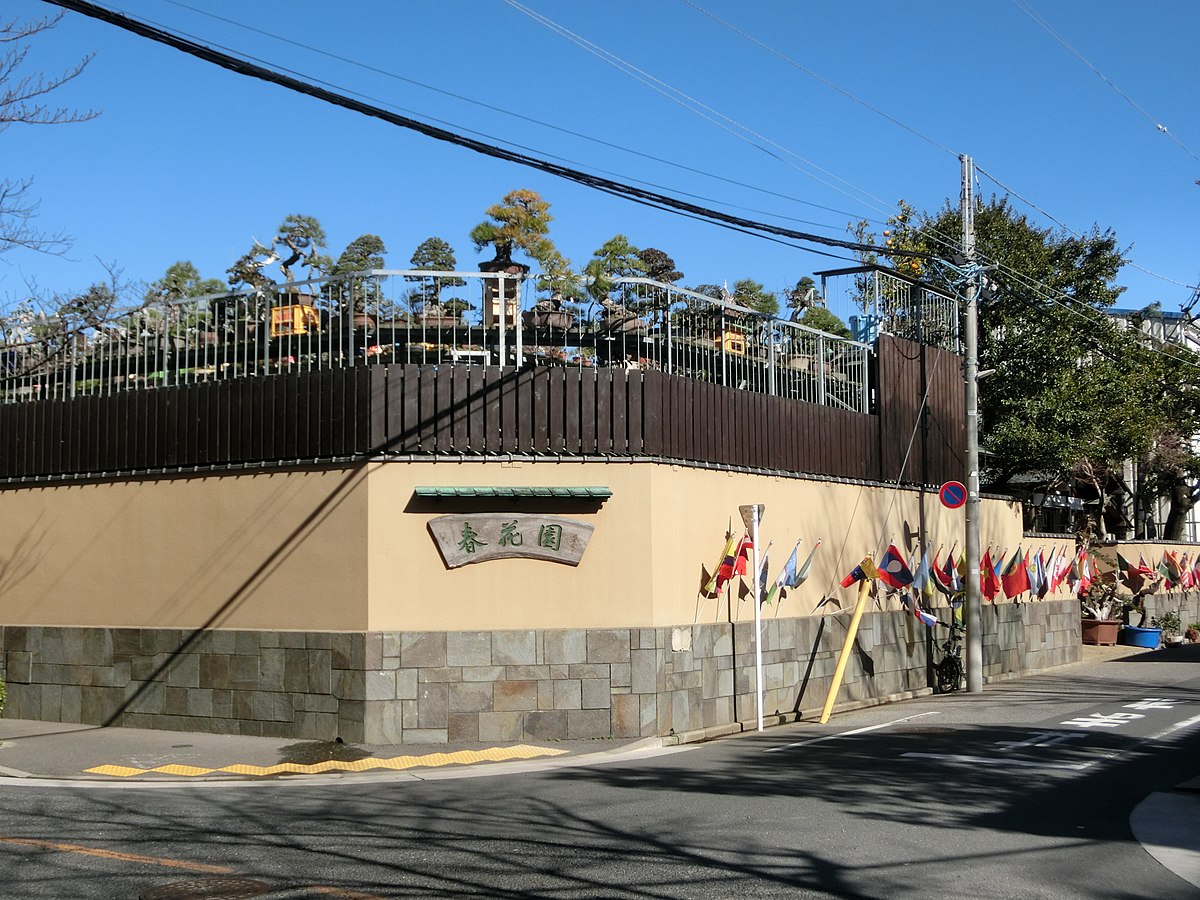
[940, 481, 967, 509]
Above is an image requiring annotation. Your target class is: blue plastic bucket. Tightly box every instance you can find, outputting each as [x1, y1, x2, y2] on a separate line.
[1120, 626, 1161, 648]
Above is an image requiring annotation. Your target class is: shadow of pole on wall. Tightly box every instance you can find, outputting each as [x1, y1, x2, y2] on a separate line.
[101, 460, 369, 727]
[793, 616, 826, 714]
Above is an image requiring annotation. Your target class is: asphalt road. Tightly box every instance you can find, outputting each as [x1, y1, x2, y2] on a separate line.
[1, 650, 1198, 899]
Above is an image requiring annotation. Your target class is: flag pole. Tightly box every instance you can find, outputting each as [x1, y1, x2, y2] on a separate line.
[820, 570, 873, 724]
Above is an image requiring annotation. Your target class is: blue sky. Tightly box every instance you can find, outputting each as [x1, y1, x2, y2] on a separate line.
[4, 0, 1198, 325]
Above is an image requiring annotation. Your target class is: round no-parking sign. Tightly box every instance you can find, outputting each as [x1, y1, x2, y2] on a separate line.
[940, 481, 967, 509]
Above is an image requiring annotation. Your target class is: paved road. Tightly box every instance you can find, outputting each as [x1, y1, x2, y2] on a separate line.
[0, 647, 1197, 898]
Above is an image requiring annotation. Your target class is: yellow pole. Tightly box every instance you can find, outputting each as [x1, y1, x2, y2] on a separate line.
[819, 574, 874, 724]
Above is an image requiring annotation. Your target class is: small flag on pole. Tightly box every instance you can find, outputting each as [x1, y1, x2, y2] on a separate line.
[703, 531, 737, 596]
[840, 556, 879, 588]
[903, 595, 938, 628]
[877, 544, 914, 590]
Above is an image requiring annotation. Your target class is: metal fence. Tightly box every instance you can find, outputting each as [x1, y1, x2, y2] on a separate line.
[0, 271, 872, 413]
[816, 264, 961, 353]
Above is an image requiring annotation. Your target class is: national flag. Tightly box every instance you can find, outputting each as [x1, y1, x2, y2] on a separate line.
[1136, 554, 1155, 577]
[733, 534, 755, 577]
[1116, 552, 1137, 583]
[1035, 549, 1050, 599]
[1179, 553, 1193, 590]
[765, 539, 821, 607]
[878, 544, 914, 590]
[903, 594, 938, 628]
[780, 539, 820, 590]
[1078, 553, 1093, 595]
[1159, 551, 1180, 590]
[911, 545, 936, 600]
[1027, 548, 1043, 597]
[992, 548, 1007, 582]
[981, 547, 1000, 601]
[945, 548, 964, 594]
[1169, 551, 1184, 589]
[712, 532, 746, 594]
[757, 543, 772, 599]
[1066, 548, 1082, 590]
[1049, 547, 1071, 592]
[1043, 546, 1061, 592]
[703, 531, 737, 595]
[930, 549, 954, 597]
[1000, 545, 1030, 599]
[840, 556, 879, 588]
[792, 540, 820, 586]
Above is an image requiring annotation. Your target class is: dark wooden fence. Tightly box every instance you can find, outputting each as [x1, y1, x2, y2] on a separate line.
[0, 336, 963, 486]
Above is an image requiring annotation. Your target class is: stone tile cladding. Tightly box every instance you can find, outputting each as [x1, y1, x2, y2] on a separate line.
[0, 599, 1085, 743]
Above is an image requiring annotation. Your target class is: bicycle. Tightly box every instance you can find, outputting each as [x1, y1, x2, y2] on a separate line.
[933, 620, 965, 693]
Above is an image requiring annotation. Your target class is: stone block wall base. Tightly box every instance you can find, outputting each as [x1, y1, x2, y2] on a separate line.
[0, 599, 1082, 743]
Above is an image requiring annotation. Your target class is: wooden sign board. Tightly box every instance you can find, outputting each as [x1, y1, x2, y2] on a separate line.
[429, 513, 594, 568]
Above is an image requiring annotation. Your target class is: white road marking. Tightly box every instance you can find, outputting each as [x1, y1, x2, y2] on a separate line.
[1150, 711, 1200, 740]
[1060, 711, 1144, 729]
[763, 711, 941, 753]
[900, 751, 1095, 770]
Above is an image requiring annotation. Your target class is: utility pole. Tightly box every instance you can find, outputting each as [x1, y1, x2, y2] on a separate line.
[960, 154, 984, 693]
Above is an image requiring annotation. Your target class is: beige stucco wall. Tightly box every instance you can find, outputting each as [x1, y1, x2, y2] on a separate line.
[365, 460, 1029, 630]
[0, 468, 370, 630]
[1, 460, 1053, 633]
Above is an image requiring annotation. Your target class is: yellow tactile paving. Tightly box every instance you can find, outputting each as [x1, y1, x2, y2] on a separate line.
[83, 744, 568, 778]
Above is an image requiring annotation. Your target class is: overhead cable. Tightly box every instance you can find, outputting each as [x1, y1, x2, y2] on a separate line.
[1010, 0, 1200, 164]
[46, 0, 932, 262]
[682, 1, 960, 159]
[502, 0, 895, 216]
[159, 0, 874, 226]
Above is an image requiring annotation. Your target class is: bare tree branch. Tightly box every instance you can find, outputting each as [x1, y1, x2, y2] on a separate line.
[1, 12, 97, 260]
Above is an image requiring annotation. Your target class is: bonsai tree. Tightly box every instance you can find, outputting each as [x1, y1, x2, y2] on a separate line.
[584, 234, 647, 304]
[221, 214, 331, 333]
[637, 247, 683, 285]
[144, 261, 226, 339]
[1080, 579, 1126, 621]
[329, 233, 387, 315]
[227, 214, 332, 289]
[406, 236, 466, 318]
[470, 188, 579, 299]
[796, 306, 852, 340]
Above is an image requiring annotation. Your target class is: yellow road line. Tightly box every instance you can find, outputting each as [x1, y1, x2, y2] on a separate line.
[84, 744, 568, 778]
[1, 838, 389, 898]
[0, 837, 233, 874]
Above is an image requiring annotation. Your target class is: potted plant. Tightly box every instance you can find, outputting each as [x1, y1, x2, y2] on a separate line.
[1155, 610, 1183, 647]
[1080, 581, 1124, 646]
[1186, 622, 1200, 644]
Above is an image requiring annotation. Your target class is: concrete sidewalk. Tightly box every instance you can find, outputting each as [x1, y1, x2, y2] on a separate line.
[0, 717, 666, 782]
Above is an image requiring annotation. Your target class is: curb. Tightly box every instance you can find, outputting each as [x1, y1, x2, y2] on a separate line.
[661, 686, 935, 746]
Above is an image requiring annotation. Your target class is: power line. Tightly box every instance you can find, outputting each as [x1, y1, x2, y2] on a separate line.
[502, 0, 896, 217]
[682, 0, 960, 159]
[47, 0, 931, 264]
[1010, 0, 1200, 165]
[158, 0, 875, 227]
[975, 164, 1200, 294]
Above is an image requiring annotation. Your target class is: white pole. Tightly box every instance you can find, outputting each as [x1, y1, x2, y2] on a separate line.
[740, 503, 766, 732]
[752, 512, 763, 731]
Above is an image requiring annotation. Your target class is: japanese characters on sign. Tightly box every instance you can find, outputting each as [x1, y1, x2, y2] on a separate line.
[428, 514, 593, 568]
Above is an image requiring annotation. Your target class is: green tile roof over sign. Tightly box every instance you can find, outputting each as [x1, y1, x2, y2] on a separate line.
[413, 486, 612, 499]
